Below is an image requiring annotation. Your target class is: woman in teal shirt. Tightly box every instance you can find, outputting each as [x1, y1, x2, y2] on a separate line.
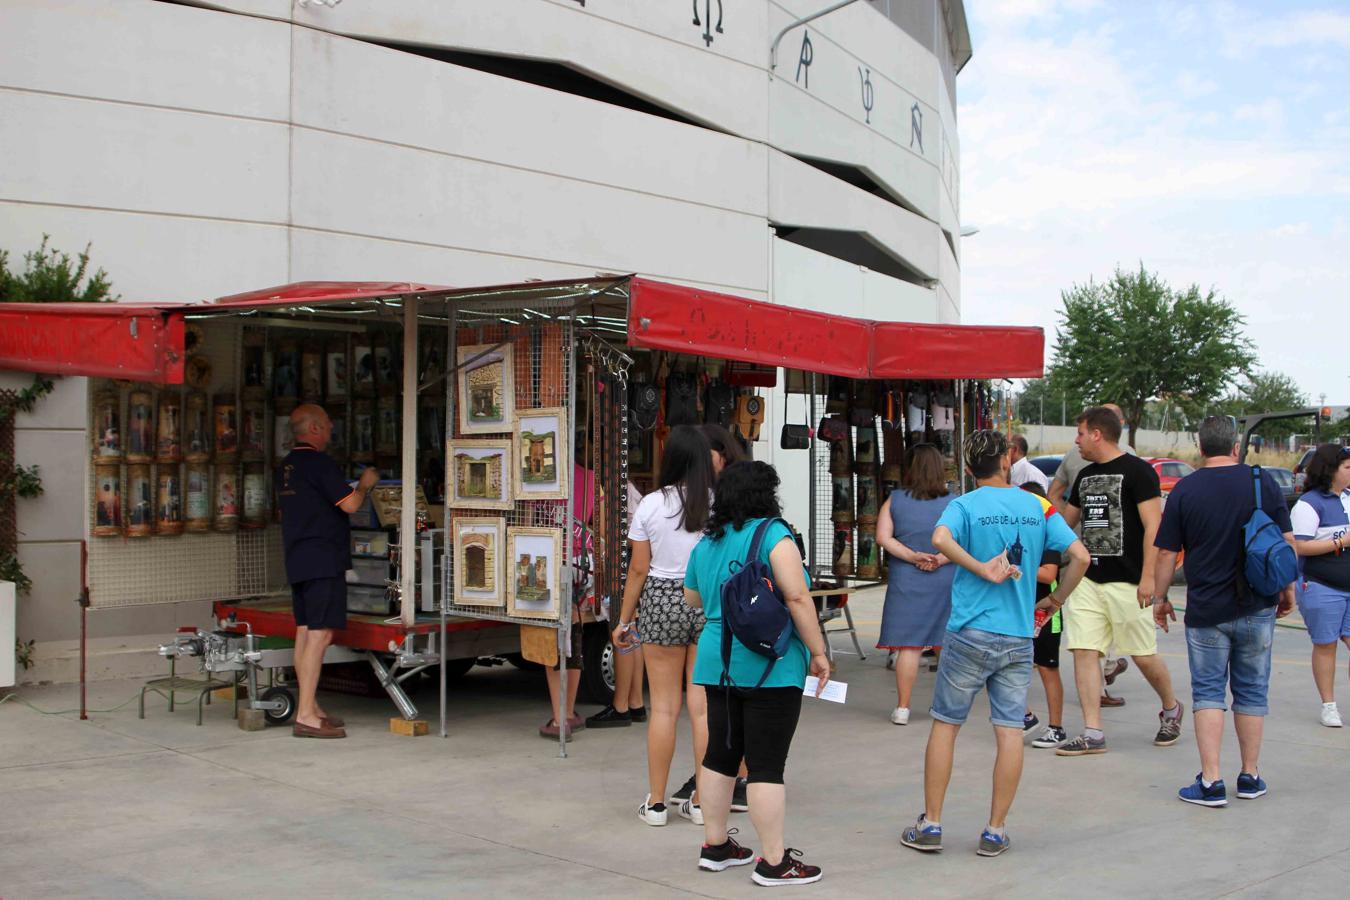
[683, 461, 830, 887]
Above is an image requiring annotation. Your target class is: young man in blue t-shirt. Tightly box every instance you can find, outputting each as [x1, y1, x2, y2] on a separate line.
[901, 430, 1089, 857]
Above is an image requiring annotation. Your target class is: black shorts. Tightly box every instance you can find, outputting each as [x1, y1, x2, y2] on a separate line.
[703, 686, 802, 785]
[292, 576, 348, 630]
[1033, 622, 1061, 668]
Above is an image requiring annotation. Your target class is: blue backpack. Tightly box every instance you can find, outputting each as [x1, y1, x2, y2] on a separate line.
[720, 517, 797, 690]
[1243, 466, 1299, 601]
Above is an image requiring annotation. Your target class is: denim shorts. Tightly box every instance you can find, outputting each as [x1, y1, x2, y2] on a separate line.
[1296, 580, 1350, 645]
[930, 628, 1033, 729]
[1185, 609, 1275, 716]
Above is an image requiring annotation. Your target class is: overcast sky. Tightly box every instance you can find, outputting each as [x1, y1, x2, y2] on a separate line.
[957, 0, 1349, 403]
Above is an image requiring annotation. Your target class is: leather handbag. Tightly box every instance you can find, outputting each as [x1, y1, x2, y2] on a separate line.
[665, 372, 699, 426]
[704, 378, 736, 428]
[818, 415, 848, 443]
[630, 380, 660, 431]
[779, 389, 811, 450]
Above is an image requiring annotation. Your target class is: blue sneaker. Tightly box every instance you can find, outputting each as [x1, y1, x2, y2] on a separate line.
[1236, 772, 1267, 799]
[900, 814, 943, 852]
[976, 829, 1011, 857]
[1178, 774, 1227, 807]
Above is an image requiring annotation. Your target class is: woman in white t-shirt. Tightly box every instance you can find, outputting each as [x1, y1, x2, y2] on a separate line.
[614, 425, 716, 827]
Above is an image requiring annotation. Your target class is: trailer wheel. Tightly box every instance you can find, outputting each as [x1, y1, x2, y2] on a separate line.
[260, 685, 296, 725]
[581, 623, 615, 705]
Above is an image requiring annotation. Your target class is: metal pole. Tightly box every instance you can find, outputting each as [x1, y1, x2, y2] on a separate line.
[808, 374, 817, 576]
[559, 318, 577, 760]
[400, 297, 418, 629]
[769, 0, 862, 70]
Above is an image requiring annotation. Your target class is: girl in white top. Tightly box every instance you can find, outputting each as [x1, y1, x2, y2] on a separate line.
[614, 425, 716, 827]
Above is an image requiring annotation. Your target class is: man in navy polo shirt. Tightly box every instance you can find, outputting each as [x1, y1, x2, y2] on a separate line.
[277, 404, 379, 739]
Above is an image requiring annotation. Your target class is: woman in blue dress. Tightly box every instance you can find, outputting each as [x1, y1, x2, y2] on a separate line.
[875, 444, 956, 724]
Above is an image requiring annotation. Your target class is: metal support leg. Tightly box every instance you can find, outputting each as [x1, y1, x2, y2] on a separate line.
[843, 604, 866, 659]
[556, 623, 568, 759]
[366, 651, 419, 720]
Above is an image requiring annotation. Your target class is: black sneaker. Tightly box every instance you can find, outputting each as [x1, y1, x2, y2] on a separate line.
[731, 777, 749, 812]
[672, 775, 697, 804]
[585, 705, 632, 728]
[1055, 733, 1107, 756]
[1022, 712, 1039, 732]
[629, 706, 647, 723]
[698, 828, 755, 871]
[1154, 702, 1185, 747]
[751, 849, 822, 887]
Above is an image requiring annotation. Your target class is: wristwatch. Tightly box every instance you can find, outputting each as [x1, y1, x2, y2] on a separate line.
[1150, 595, 1170, 606]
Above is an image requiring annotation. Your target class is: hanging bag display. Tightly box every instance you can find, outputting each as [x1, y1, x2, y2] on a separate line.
[704, 377, 736, 428]
[779, 389, 811, 450]
[665, 371, 699, 426]
[629, 379, 659, 431]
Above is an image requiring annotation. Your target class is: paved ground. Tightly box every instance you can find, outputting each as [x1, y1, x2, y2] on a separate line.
[2, 587, 1348, 899]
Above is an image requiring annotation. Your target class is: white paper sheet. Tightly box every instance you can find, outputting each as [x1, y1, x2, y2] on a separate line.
[802, 676, 847, 704]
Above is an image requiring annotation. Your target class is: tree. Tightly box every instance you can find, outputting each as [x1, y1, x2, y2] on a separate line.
[1015, 368, 1088, 426]
[0, 234, 115, 303]
[1050, 264, 1256, 447]
[1220, 370, 1309, 442]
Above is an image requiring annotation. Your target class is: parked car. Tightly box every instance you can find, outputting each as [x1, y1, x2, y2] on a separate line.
[1148, 457, 1195, 494]
[1292, 447, 1317, 496]
[1029, 455, 1062, 479]
[1262, 466, 1297, 509]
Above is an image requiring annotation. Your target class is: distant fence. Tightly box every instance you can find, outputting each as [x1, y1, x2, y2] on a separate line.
[1027, 424, 1196, 455]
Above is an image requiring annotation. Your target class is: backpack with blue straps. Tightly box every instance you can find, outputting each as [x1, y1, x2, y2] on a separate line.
[1242, 466, 1299, 602]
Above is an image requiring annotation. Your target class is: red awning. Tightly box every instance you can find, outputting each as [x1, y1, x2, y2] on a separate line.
[0, 277, 1044, 383]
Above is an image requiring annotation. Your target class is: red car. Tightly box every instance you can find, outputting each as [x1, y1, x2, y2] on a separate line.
[1148, 457, 1195, 494]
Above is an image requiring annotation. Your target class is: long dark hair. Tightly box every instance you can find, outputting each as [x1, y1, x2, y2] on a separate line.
[902, 444, 949, 501]
[699, 423, 746, 471]
[1304, 443, 1350, 495]
[706, 460, 782, 539]
[658, 425, 715, 532]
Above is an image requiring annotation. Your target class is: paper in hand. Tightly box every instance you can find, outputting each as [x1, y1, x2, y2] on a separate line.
[803, 676, 847, 704]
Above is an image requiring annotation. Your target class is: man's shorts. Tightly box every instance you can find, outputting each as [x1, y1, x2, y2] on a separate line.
[929, 628, 1033, 729]
[1064, 579, 1157, 657]
[1033, 618, 1061, 668]
[1296, 580, 1350, 645]
[1185, 608, 1275, 716]
[291, 576, 348, 630]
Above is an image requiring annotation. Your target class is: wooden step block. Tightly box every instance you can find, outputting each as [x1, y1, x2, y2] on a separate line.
[237, 708, 267, 731]
[389, 717, 428, 737]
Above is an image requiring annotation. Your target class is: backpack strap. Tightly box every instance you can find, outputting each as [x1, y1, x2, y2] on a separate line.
[746, 516, 790, 564]
[1251, 465, 1263, 510]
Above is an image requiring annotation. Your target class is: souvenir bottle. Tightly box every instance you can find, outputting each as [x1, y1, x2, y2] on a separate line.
[93, 463, 122, 536]
[126, 390, 155, 463]
[185, 463, 212, 533]
[92, 388, 122, 461]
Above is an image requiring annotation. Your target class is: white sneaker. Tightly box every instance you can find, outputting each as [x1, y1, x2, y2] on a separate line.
[638, 794, 667, 826]
[1321, 702, 1343, 728]
[890, 707, 910, 725]
[678, 797, 704, 825]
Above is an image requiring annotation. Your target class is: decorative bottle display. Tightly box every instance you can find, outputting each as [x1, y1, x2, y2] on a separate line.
[274, 337, 300, 401]
[274, 399, 296, 460]
[185, 463, 211, 533]
[126, 464, 154, 537]
[213, 393, 238, 462]
[353, 336, 375, 397]
[242, 462, 268, 529]
[832, 526, 855, 577]
[184, 391, 211, 463]
[126, 390, 155, 463]
[241, 396, 266, 462]
[376, 394, 398, 455]
[93, 463, 122, 536]
[242, 331, 266, 394]
[92, 388, 122, 461]
[831, 475, 855, 525]
[856, 531, 880, 580]
[214, 465, 240, 532]
[325, 337, 348, 401]
[156, 392, 182, 463]
[301, 340, 323, 401]
[156, 468, 184, 535]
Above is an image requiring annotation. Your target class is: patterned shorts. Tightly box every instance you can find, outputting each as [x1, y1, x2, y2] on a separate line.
[638, 576, 705, 646]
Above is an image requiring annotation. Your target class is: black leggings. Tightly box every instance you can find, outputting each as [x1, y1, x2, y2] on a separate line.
[702, 686, 803, 785]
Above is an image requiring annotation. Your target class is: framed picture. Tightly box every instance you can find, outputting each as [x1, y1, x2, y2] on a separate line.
[447, 438, 513, 510]
[457, 342, 515, 435]
[452, 517, 506, 607]
[514, 407, 569, 500]
[506, 526, 563, 620]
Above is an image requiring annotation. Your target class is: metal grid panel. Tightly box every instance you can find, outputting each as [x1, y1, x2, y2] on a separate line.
[442, 299, 578, 628]
[806, 385, 885, 588]
[86, 319, 288, 608]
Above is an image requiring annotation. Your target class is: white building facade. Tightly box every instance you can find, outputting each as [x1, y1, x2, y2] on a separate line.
[0, 0, 970, 680]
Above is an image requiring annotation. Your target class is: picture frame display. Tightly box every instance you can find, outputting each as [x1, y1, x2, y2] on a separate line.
[506, 526, 563, 620]
[447, 438, 514, 510]
[452, 517, 507, 607]
[457, 343, 515, 435]
[514, 407, 569, 500]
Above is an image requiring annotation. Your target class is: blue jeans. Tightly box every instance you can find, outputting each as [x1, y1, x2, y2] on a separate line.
[930, 628, 1033, 729]
[1185, 609, 1276, 716]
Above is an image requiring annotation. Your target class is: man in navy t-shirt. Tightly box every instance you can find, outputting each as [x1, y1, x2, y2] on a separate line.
[277, 404, 379, 739]
[1152, 416, 1295, 807]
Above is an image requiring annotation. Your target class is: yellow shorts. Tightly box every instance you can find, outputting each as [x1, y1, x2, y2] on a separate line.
[1063, 579, 1158, 657]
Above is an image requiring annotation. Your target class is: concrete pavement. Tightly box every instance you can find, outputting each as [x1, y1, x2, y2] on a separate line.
[2, 587, 1348, 898]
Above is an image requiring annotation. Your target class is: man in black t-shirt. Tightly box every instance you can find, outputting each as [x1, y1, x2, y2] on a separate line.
[1153, 416, 1295, 806]
[1057, 407, 1183, 757]
[277, 404, 379, 739]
